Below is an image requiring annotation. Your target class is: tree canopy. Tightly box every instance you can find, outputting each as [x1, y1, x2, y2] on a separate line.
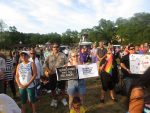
[0, 12, 150, 49]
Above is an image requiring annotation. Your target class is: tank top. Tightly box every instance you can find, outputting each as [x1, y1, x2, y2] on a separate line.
[18, 62, 34, 88]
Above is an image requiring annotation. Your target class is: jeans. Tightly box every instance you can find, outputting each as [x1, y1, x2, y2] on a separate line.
[124, 77, 133, 95]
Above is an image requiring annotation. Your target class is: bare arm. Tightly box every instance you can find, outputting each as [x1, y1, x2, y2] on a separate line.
[129, 87, 144, 113]
[15, 64, 23, 88]
[120, 63, 131, 74]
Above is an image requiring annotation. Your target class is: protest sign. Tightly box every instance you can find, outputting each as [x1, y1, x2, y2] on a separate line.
[130, 54, 150, 74]
[56, 66, 78, 81]
[78, 63, 99, 79]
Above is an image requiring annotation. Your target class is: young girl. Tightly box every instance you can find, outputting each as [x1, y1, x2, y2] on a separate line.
[70, 96, 85, 113]
[67, 50, 86, 109]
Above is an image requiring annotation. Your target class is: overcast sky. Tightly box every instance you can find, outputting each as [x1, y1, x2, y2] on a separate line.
[0, 0, 150, 34]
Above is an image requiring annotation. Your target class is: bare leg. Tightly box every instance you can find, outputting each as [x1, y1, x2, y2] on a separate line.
[79, 94, 84, 105]
[69, 95, 74, 109]
[110, 90, 115, 99]
[32, 103, 36, 113]
[100, 89, 105, 99]
[21, 104, 26, 113]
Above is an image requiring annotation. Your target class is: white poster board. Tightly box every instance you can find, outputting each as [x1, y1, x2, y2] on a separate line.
[130, 54, 150, 74]
[78, 63, 99, 79]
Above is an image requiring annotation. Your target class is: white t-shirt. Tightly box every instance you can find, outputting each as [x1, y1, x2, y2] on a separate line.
[0, 94, 21, 113]
[29, 57, 43, 79]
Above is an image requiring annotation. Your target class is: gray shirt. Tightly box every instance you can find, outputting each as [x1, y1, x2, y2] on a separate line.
[44, 52, 68, 74]
[97, 47, 107, 58]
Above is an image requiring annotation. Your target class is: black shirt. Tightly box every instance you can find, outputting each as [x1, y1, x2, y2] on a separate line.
[121, 54, 141, 78]
[120, 54, 130, 77]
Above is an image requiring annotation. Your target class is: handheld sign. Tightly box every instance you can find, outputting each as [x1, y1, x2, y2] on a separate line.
[56, 66, 78, 81]
[130, 54, 150, 74]
[78, 63, 99, 79]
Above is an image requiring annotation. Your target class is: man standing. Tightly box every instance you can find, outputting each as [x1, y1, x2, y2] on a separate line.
[120, 45, 139, 95]
[44, 43, 68, 107]
[97, 41, 107, 70]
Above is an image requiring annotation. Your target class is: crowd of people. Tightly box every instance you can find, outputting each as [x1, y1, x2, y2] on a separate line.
[0, 41, 150, 113]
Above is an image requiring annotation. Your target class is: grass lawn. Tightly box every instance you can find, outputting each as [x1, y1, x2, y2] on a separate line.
[13, 78, 127, 113]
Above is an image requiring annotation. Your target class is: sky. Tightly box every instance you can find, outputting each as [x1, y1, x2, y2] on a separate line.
[0, 0, 150, 34]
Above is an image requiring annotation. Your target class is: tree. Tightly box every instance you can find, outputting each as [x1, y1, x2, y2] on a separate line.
[9, 26, 17, 32]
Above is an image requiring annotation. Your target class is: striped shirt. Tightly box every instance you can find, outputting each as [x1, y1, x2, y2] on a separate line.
[5, 58, 13, 81]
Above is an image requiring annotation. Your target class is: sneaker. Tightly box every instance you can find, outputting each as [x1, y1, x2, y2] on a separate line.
[61, 98, 68, 106]
[37, 85, 41, 90]
[47, 90, 51, 94]
[50, 99, 57, 107]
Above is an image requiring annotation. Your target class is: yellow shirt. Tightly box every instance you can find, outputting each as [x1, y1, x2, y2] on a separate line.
[70, 106, 85, 113]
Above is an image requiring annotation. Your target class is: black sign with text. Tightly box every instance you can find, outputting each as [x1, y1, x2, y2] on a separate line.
[56, 66, 78, 81]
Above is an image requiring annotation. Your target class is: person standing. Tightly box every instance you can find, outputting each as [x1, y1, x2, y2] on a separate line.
[120, 45, 140, 95]
[96, 41, 107, 71]
[99, 47, 118, 103]
[16, 51, 37, 113]
[90, 42, 98, 63]
[0, 51, 6, 94]
[4, 50, 17, 99]
[97, 41, 107, 60]
[29, 49, 43, 97]
[44, 48, 50, 61]
[67, 50, 86, 109]
[44, 43, 68, 107]
[79, 46, 88, 64]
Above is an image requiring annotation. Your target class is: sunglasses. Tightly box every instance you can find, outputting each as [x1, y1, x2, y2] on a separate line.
[129, 48, 135, 50]
[71, 55, 78, 58]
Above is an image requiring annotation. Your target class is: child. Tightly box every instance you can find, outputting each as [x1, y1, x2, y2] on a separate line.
[70, 96, 85, 113]
[40, 68, 51, 93]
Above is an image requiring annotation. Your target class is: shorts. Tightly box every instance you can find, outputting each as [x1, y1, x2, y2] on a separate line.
[67, 79, 86, 96]
[19, 87, 36, 104]
[49, 74, 66, 91]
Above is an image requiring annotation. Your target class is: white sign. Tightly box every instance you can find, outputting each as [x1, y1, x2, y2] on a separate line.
[78, 63, 99, 79]
[130, 54, 150, 74]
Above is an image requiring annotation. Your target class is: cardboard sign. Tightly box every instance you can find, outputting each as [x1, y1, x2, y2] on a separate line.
[130, 54, 150, 74]
[78, 63, 99, 79]
[56, 66, 78, 81]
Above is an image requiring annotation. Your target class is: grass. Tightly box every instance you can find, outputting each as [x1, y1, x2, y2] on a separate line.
[10, 78, 127, 113]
